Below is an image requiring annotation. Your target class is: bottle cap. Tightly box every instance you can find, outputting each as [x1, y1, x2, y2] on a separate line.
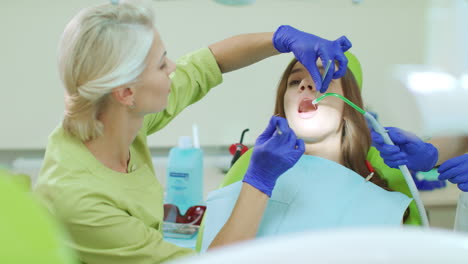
[178, 136, 192, 149]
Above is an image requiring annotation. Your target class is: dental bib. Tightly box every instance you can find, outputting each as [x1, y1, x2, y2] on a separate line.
[201, 155, 411, 251]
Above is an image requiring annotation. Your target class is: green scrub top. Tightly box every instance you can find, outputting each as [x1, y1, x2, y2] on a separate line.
[34, 48, 223, 264]
[0, 169, 78, 264]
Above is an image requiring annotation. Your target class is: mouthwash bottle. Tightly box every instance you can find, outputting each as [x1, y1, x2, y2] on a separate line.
[165, 136, 204, 215]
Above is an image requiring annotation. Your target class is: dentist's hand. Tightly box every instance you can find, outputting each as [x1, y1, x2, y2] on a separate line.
[371, 127, 438, 172]
[272, 25, 352, 93]
[243, 116, 305, 197]
[438, 154, 468, 192]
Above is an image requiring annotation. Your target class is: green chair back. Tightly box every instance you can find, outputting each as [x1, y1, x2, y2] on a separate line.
[0, 169, 77, 263]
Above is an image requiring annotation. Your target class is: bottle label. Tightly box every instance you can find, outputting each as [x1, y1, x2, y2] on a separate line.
[169, 172, 189, 191]
[166, 170, 192, 214]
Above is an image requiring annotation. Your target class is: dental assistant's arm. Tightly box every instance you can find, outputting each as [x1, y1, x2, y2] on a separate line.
[370, 127, 438, 172]
[429, 136, 468, 165]
[209, 32, 277, 73]
[430, 136, 468, 192]
[370, 127, 468, 192]
[208, 116, 305, 249]
[208, 26, 352, 93]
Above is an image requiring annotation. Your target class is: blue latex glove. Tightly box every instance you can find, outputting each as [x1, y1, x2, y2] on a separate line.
[438, 154, 468, 192]
[243, 116, 305, 197]
[272, 25, 352, 93]
[371, 127, 438, 172]
[411, 170, 446, 191]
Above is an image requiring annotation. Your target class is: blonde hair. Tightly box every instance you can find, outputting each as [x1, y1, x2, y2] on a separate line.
[59, 0, 155, 141]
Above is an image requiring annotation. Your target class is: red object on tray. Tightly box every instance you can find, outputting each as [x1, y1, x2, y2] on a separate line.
[229, 143, 249, 156]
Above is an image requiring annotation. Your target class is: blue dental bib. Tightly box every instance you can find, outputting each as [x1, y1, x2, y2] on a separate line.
[201, 155, 411, 251]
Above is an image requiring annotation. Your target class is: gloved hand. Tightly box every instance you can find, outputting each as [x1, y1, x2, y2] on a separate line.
[438, 154, 468, 192]
[243, 116, 305, 197]
[371, 126, 438, 172]
[273, 25, 352, 93]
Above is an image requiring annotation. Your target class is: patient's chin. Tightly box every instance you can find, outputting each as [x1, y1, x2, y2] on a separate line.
[292, 128, 320, 142]
[298, 136, 319, 144]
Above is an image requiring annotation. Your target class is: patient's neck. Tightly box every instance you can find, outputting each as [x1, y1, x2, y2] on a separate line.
[304, 133, 343, 165]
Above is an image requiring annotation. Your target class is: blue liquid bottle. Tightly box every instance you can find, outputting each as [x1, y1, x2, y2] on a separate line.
[165, 136, 204, 214]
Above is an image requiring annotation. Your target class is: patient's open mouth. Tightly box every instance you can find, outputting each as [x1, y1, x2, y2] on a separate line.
[298, 98, 317, 113]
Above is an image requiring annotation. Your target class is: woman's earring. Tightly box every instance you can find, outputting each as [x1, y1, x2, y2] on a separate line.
[365, 160, 375, 182]
[129, 101, 136, 110]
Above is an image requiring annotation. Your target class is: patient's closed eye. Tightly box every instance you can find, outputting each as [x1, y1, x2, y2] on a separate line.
[288, 80, 301, 86]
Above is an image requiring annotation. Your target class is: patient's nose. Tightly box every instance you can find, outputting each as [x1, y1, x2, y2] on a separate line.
[299, 79, 314, 92]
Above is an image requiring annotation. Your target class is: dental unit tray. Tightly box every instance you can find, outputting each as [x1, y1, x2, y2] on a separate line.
[163, 222, 199, 239]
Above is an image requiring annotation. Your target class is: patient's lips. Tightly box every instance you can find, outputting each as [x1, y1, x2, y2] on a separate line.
[298, 98, 317, 119]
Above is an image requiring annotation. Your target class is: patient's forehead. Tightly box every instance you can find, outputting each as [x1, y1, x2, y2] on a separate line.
[290, 61, 326, 75]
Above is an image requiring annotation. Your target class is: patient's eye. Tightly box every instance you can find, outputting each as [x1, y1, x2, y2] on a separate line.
[288, 80, 301, 86]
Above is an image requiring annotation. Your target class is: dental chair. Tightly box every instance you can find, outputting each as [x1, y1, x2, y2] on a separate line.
[0, 169, 77, 263]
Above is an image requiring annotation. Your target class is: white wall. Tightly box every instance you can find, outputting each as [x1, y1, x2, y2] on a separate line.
[426, 0, 468, 76]
[0, 0, 429, 149]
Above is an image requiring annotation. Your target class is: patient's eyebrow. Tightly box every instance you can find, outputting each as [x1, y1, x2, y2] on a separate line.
[290, 65, 324, 75]
[290, 68, 304, 75]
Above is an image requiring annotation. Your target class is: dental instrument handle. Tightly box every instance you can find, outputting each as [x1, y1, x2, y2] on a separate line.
[315, 60, 333, 98]
[322, 60, 332, 82]
[364, 112, 430, 227]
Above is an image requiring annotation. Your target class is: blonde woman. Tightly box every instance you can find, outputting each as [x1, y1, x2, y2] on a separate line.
[34, 0, 351, 263]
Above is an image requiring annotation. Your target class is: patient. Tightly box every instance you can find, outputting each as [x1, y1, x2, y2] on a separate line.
[200, 54, 412, 251]
[277, 57, 388, 189]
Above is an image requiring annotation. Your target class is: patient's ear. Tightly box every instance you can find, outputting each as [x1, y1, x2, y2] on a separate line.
[112, 87, 135, 107]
